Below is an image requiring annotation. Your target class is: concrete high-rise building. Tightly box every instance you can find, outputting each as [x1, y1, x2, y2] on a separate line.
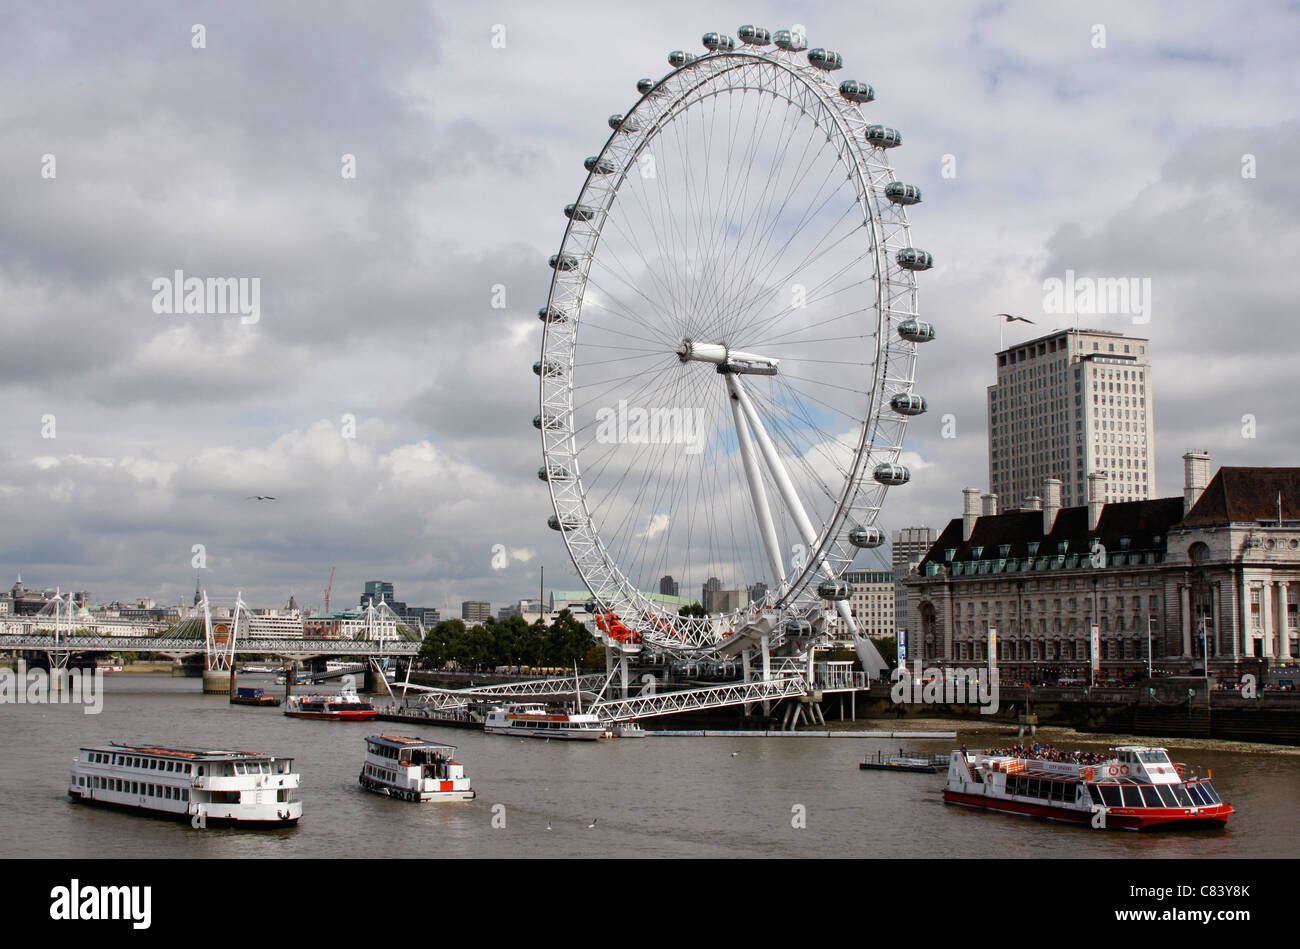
[892, 527, 935, 636]
[831, 569, 895, 643]
[461, 601, 491, 623]
[988, 328, 1153, 510]
[659, 575, 679, 597]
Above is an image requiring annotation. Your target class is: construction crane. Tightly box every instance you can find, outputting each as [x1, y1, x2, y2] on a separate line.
[324, 566, 335, 613]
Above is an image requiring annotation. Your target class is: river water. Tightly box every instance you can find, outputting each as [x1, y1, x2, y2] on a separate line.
[5, 673, 1298, 859]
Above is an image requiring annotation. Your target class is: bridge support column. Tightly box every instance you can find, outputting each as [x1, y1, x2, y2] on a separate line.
[761, 634, 771, 715]
[619, 653, 629, 700]
[741, 648, 753, 715]
[202, 668, 231, 694]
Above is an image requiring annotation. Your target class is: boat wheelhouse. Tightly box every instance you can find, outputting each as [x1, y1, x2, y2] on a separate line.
[68, 743, 301, 827]
[483, 703, 608, 740]
[943, 745, 1231, 831]
[359, 735, 474, 802]
[284, 684, 377, 720]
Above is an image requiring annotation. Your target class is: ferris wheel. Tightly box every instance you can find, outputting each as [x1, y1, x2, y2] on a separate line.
[536, 25, 934, 663]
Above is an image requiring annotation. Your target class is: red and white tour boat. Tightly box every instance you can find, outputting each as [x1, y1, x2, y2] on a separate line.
[943, 745, 1232, 831]
[283, 684, 377, 721]
[483, 703, 609, 740]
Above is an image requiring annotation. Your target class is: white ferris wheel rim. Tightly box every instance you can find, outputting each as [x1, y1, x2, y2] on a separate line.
[538, 33, 925, 655]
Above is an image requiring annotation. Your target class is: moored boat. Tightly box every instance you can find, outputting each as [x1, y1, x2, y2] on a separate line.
[284, 684, 377, 720]
[358, 735, 474, 802]
[483, 703, 608, 740]
[943, 745, 1232, 831]
[231, 686, 280, 707]
[68, 743, 301, 826]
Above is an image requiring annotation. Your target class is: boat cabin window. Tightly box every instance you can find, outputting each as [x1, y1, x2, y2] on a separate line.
[1187, 785, 1208, 806]
[1137, 750, 1170, 765]
[1155, 786, 1177, 807]
[1088, 785, 1104, 805]
[1120, 786, 1142, 807]
[1171, 785, 1193, 807]
[1139, 786, 1162, 807]
[1099, 785, 1122, 807]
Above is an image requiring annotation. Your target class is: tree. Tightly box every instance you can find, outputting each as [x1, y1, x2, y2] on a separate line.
[678, 601, 706, 618]
[418, 619, 466, 669]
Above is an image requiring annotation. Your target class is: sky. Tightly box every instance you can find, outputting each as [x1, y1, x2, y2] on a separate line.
[1, 1, 1297, 613]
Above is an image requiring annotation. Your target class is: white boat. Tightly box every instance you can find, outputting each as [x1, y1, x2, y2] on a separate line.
[284, 685, 377, 721]
[359, 735, 474, 802]
[612, 721, 647, 738]
[483, 703, 608, 740]
[68, 743, 301, 827]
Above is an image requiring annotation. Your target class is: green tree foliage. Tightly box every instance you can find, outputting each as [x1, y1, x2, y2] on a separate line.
[417, 610, 597, 672]
[678, 601, 706, 618]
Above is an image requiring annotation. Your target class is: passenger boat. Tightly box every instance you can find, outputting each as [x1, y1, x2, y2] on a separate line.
[358, 735, 474, 802]
[483, 703, 608, 740]
[231, 686, 280, 707]
[612, 721, 647, 739]
[943, 745, 1232, 831]
[283, 684, 377, 720]
[68, 743, 301, 826]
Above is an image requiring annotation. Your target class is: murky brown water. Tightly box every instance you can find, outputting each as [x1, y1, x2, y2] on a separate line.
[4, 674, 1297, 858]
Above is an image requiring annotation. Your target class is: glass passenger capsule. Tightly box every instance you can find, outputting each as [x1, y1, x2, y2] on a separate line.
[549, 254, 579, 271]
[668, 50, 698, 67]
[897, 319, 936, 343]
[608, 113, 640, 132]
[817, 579, 851, 600]
[773, 30, 807, 51]
[839, 80, 874, 103]
[864, 125, 902, 148]
[584, 156, 616, 174]
[738, 24, 771, 45]
[537, 464, 571, 482]
[808, 48, 843, 70]
[873, 463, 911, 485]
[533, 360, 564, 377]
[636, 78, 666, 96]
[547, 514, 583, 531]
[885, 182, 922, 205]
[533, 413, 563, 431]
[785, 619, 814, 638]
[584, 598, 600, 614]
[889, 393, 928, 416]
[538, 306, 567, 323]
[565, 204, 597, 222]
[849, 526, 886, 548]
[896, 247, 933, 271]
[702, 32, 736, 51]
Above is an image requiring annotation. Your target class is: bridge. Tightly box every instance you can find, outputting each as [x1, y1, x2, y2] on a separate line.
[0, 633, 418, 658]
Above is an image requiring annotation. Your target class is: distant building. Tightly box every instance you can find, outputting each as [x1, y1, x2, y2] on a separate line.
[748, 582, 769, 607]
[659, 575, 679, 597]
[361, 580, 405, 614]
[246, 610, 305, 639]
[831, 570, 895, 643]
[701, 577, 721, 610]
[461, 601, 491, 623]
[988, 328, 1153, 509]
[892, 527, 935, 638]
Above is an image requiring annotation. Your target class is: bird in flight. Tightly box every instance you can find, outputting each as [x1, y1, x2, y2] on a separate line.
[996, 313, 1036, 324]
[246, 496, 277, 501]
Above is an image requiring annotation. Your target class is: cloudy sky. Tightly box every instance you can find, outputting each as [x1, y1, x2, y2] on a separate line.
[2, 1, 1297, 613]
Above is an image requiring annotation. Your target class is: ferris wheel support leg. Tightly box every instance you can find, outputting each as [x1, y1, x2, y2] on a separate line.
[761, 634, 771, 715]
[619, 653, 629, 700]
[742, 648, 753, 715]
[726, 374, 787, 588]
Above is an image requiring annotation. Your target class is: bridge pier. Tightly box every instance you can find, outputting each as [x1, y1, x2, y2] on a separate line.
[202, 669, 231, 694]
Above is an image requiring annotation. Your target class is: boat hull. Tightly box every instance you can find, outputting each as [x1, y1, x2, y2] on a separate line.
[483, 725, 604, 740]
[285, 710, 377, 720]
[358, 774, 474, 802]
[942, 789, 1231, 831]
[68, 791, 300, 828]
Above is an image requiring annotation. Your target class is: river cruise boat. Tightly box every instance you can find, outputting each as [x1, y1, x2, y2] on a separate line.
[483, 703, 609, 740]
[943, 745, 1232, 831]
[359, 735, 474, 802]
[68, 743, 301, 826]
[284, 684, 377, 720]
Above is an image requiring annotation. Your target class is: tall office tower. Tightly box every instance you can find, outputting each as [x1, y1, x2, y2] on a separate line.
[659, 575, 679, 597]
[461, 601, 491, 623]
[988, 329, 1153, 509]
[892, 527, 935, 635]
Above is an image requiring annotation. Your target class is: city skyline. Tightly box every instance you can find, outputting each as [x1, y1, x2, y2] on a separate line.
[2, 3, 1297, 610]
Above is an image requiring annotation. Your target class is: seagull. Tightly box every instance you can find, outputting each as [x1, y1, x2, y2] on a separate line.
[246, 496, 277, 501]
[995, 313, 1035, 324]
[731, 752, 740, 757]
[587, 818, 597, 829]
[546, 822, 552, 831]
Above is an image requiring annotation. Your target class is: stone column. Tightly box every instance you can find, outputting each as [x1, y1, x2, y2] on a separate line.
[1242, 577, 1254, 657]
[1206, 579, 1216, 655]
[1278, 581, 1293, 660]
[1262, 581, 1275, 658]
[1180, 585, 1192, 657]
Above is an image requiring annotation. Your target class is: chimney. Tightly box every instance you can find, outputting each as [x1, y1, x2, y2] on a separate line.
[1183, 450, 1211, 515]
[1088, 471, 1107, 531]
[962, 488, 980, 541]
[1042, 478, 1062, 536]
[1023, 496, 1042, 512]
[980, 493, 998, 517]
